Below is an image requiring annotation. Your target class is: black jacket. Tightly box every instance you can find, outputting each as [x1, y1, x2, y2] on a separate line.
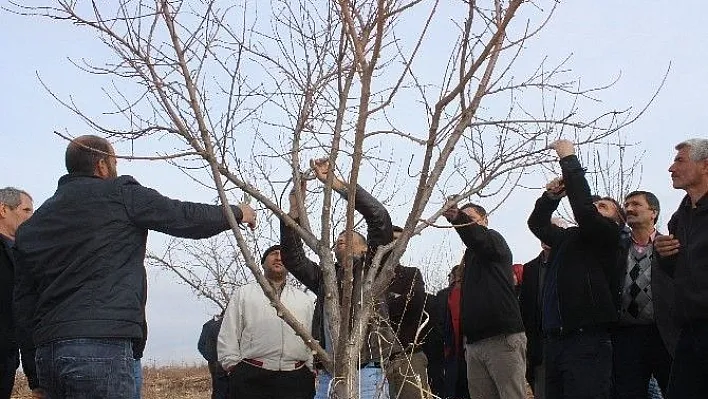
[448, 211, 524, 344]
[528, 155, 623, 331]
[280, 184, 397, 363]
[198, 316, 227, 378]
[387, 264, 427, 349]
[519, 252, 547, 369]
[1, 238, 17, 357]
[1, 237, 38, 389]
[14, 174, 242, 348]
[659, 193, 708, 327]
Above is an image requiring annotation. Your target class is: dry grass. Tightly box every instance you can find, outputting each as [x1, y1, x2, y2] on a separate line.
[11, 365, 213, 399]
[12, 365, 534, 398]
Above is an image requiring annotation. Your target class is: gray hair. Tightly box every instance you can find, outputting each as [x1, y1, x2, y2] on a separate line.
[0, 187, 32, 208]
[676, 138, 708, 161]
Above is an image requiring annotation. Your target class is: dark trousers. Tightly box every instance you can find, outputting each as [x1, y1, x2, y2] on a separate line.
[0, 351, 19, 399]
[211, 373, 229, 399]
[544, 330, 612, 399]
[612, 324, 671, 399]
[667, 322, 708, 399]
[228, 362, 315, 399]
[36, 338, 135, 399]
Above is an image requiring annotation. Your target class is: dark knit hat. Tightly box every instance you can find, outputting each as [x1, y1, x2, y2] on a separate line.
[260, 245, 281, 264]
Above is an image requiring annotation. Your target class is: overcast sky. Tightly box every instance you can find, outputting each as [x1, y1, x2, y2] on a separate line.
[1, 1, 704, 364]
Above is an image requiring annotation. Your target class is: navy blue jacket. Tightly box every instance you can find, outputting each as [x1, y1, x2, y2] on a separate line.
[14, 174, 242, 349]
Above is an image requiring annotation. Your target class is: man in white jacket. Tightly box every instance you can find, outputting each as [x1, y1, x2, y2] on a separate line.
[217, 245, 315, 399]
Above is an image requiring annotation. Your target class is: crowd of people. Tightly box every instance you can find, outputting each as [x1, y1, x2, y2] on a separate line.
[1, 135, 707, 399]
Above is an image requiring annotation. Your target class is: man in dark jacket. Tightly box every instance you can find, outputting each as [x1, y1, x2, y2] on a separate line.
[528, 139, 625, 399]
[280, 158, 414, 399]
[0, 187, 37, 399]
[443, 201, 526, 399]
[655, 138, 708, 397]
[519, 217, 566, 399]
[612, 190, 676, 398]
[13, 135, 256, 399]
[198, 314, 228, 399]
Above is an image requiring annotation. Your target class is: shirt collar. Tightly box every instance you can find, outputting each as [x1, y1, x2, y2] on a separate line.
[630, 228, 657, 246]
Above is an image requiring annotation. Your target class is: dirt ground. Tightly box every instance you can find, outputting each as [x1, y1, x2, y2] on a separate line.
[11, 365, 213, 399]
[12, 365, 535, 398]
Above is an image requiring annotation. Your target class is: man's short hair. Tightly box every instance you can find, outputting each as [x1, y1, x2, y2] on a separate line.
[591, 195, 626, 225]
[260, 244, 281, 264]
[676, 138, 708, 161]
[460, 203, 487, 218]
[65, 135, 113, 175]
[624, 190, 660, 224]
[0, 187, 32, 208]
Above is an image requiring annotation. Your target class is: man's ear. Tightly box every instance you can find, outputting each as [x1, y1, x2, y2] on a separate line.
[96, 159, 109, 178]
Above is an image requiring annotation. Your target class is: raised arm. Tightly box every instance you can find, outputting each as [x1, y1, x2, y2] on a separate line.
[527, 179, 566, 248]
[310, 158, 393, 260]
[280, 182, 323, 292]
[445, 209, 510, 262]
[549, 140, 621, 243]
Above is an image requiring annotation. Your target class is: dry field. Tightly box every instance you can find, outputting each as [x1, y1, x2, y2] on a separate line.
[11, 365, 213, 399]
[12, 365, 535, 398]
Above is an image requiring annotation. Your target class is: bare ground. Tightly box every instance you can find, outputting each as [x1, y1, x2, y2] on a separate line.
[11, 365, 213, 399]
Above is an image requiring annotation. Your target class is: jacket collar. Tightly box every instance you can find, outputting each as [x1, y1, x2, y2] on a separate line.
[680, 192, 708, 209]
[57, 173, 104, 186]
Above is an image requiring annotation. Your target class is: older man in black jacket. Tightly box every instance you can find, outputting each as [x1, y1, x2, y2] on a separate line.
[655, 138, 708, 397]
[443, 201, 526, 399]
[13, 135, 256, 399]
[0, 187, 36, 399]
[528, 139, 625, 399]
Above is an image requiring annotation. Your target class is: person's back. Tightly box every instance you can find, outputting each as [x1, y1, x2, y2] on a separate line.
[198, 316, 229, 399]
[13, 135, 255, 399]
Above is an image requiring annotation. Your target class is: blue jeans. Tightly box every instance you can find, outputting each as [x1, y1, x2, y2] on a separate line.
[544, 330, 612, 399]
[36, 338, 136, 399]
[315, 365, 389, 399]
[133, 359, 142, 399]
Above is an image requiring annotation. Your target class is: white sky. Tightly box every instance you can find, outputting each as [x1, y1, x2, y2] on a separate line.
[0, 1, 704, 364]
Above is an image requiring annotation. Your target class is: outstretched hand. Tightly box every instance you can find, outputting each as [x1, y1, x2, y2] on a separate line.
[310, 158, 331, 183]
[238, 203, 257, 229]
[548, 139, 575, 159]
[545, 177, 566, 200]
[309, 158, 345, 191]
[443, 204, 460, 222]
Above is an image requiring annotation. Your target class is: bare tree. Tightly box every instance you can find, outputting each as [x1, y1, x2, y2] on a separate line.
[8, 0, 654, 397]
